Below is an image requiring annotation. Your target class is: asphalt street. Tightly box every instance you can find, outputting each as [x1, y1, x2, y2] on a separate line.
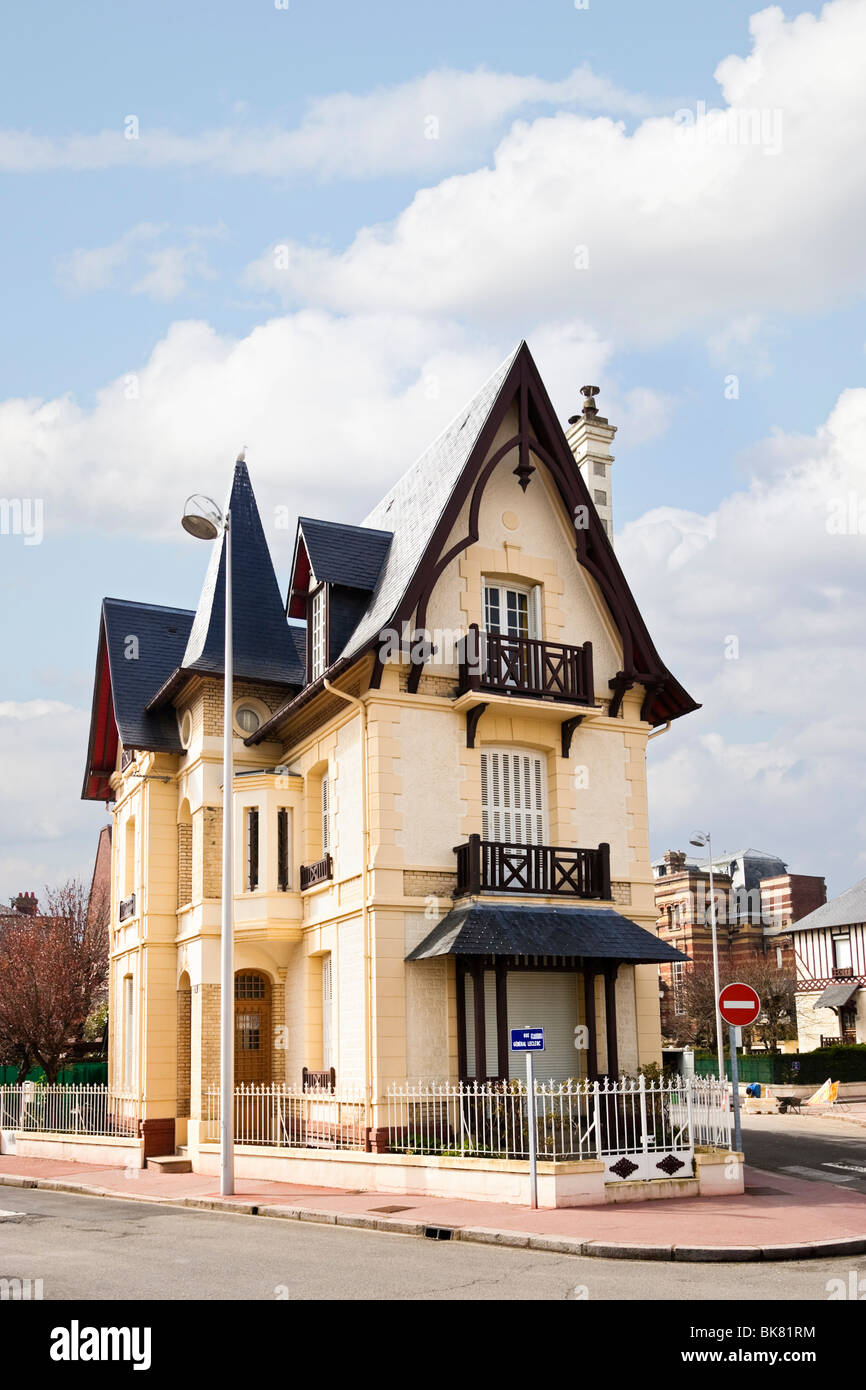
[741, 1112, 866, 1195]
[0, 1187, 863, 1302]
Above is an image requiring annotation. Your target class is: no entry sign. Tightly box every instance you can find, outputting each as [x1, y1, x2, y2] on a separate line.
[718, 982, 761, 1028]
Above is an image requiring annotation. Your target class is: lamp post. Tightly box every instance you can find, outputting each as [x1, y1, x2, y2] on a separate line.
[182, 488, 234, 1196]
[689, 831, 725, 1085]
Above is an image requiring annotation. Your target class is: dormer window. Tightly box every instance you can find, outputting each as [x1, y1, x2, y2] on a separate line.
[310, 585, 327, 681]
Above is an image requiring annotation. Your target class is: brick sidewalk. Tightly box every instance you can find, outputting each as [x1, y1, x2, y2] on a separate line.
[2, 1153, 865, 1261]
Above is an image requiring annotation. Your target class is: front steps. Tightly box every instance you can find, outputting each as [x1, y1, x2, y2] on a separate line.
[145, 1153, 192, 1174]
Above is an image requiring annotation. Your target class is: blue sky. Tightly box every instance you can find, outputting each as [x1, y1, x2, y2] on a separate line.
[1, 0, 865, 901]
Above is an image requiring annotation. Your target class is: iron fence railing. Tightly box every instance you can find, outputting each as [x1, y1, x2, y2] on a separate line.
[0, 1084, 140, 1137]
[207, 1083, 367, 1150]
[386, 1076, 731, 1168]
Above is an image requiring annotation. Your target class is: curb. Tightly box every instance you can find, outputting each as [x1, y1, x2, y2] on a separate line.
[2, 1172, 865, 1263]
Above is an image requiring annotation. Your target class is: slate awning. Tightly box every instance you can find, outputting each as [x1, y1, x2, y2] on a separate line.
[406, 902, 690, 964]
[813, 982, 859, 1010]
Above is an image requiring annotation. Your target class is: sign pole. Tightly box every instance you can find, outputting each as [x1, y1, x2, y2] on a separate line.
[730, 1024, 742, 1154]
[526, 1049, 537, 1210]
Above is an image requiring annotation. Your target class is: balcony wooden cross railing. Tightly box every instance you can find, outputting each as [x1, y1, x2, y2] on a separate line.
[299, 854, 333, 892]
[454, 834, 611, 900]
[458, 625, 594, 705]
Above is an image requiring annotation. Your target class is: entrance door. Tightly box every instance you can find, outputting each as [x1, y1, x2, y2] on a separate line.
[234, 971, 271, 1084]
[506, 973, 580, 1082]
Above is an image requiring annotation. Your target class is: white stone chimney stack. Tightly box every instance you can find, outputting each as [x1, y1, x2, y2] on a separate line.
[565, 385, 617, 542]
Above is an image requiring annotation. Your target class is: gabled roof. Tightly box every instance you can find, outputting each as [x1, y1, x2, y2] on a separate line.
[287, 517, 392, 618]
[787, 875, 866, 935]
[172, 458, 304, 689]
[252, 339, 698, 742]
[82, 599, 194, 800]
[337, 345, 521, 660]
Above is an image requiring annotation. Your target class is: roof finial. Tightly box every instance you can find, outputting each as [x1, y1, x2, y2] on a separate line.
[236, 446, 247, 465]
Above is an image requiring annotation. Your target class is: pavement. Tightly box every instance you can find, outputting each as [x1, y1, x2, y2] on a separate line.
[2, 1150, 865, 1263]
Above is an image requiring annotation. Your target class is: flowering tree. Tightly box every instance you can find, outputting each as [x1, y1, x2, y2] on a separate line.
[0, 878, 108, 1082]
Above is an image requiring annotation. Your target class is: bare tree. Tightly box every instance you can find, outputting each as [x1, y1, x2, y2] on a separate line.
[737, 956, 796, 1053]
[0, 878, 109, 1082]
[666, 955, 796, 1055]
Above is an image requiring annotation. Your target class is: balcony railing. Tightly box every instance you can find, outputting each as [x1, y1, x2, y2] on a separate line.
[832, 966, 854, 979]
[118, 892, 136, 922]
[458, 625, 593, 704]
[454, 834, 611, 900]
[299, 853, 333, 892]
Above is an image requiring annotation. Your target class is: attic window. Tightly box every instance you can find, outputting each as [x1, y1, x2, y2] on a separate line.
[236, 705, 261, 734]
[310, 587, 327, 681]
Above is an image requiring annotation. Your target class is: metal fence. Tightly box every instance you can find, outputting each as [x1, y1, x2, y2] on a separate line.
[207, 1084, 367, 1151]
[386, 1076, 731, 1178]
[0, 1084, 139, 1137]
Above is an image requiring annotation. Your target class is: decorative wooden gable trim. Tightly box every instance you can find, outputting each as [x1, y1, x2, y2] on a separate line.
[374, 342, 698, 726]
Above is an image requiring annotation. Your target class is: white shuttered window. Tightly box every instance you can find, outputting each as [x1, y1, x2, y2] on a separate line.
[481, 749, 546, 845]
[321, 954, 333, 1068]
[321, 775, 330, 852]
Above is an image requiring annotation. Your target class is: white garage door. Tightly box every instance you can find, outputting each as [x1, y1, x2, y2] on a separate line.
[506, 973, 581, 1082]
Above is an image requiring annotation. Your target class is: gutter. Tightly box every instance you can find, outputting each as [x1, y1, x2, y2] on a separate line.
[322, 679, 374, 1130]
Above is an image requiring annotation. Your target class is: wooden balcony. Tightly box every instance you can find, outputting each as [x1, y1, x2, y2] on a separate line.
[299, 853, 333, 892]
[458, 625, 594, 705]
[821, 1032, 857, 1047]
[454, 834, 611, 900]
[832, 966, 854, 979]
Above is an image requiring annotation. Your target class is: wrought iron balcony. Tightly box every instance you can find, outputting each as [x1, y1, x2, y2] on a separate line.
[454, 834, 611, 900]
[118, 893, 136, 922]
[299, 853, 333, 892]
[457, 625, 593, 705]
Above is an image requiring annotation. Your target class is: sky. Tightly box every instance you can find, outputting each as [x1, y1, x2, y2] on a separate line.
[1, 0, 865, 902]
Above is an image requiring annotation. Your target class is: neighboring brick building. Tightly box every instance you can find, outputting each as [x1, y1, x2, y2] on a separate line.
[653, 848, 826, 1038]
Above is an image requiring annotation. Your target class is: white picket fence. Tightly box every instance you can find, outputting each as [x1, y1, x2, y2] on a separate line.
[386, 1076, 732, 1180]
[0, 1084, 139, 1138]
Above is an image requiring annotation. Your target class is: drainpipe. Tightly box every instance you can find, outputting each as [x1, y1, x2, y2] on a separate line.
[323, 680, 373, 1130]
[646, 720, 671, 741]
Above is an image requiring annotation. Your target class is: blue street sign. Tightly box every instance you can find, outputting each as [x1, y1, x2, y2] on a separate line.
[510, 1027, 545, 1052]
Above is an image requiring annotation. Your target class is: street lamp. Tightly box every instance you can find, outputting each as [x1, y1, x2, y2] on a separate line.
[182, 485, 234, 1197]
[689, 831, 725, 1085]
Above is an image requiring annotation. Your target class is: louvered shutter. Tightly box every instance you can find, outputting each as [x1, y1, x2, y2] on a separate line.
[321, 775, 330, 852]
[480, 750, 546, 845]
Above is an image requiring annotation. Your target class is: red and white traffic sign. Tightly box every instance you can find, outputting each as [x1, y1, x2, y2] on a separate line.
[718, 982, 761, 1028]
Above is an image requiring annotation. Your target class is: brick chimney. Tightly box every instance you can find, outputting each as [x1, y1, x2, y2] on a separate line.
[12, 890, 38, 915]
[565, 385, 617, 542]
[663, 851, 687, 873]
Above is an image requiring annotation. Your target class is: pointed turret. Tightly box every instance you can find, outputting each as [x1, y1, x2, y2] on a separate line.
[181, 456, 303, 685]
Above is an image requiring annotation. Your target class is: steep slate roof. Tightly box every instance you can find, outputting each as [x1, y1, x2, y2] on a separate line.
[81, 599, 194, 799]
[781, 875, 866, 935]
[407, 902, 690, 963]
[339, 345, 521, 663]
[175, 459, 304, 687]
[298, 517, 392, 593]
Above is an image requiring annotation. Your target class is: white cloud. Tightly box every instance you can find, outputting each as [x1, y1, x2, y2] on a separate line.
[0, 64, 656, 180]
[56, 224, 223, 301]
[0, 700, 75, 720]
[244, 1, 866, 348]
[621, 385, 866, 892]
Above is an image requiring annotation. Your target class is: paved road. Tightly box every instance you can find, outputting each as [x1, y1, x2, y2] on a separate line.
[742, 1112, 866, 1195]
[0, 1188, 863, 1301]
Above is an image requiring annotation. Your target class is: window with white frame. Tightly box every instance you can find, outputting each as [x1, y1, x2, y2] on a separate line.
[123, 975, 135, 1089]
[480, 749, 546, 845]
[310, 587, 326, 680]
[671, 962, 685, 1015]
[322, 953, 334, 1069]
[832, 932, 852, 971]
[482, 580, 538, 640]
[321, 775, 330, 854]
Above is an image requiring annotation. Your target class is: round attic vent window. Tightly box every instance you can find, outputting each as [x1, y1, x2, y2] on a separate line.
[235, 704, 262, 735]
[179, 711, 193, 749]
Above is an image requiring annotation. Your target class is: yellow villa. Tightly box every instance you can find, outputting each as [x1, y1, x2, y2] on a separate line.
[81, 342, 702, 1186]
